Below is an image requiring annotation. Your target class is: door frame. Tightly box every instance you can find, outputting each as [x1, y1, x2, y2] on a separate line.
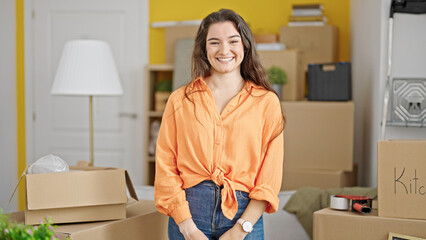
[23, 0, 149, 174]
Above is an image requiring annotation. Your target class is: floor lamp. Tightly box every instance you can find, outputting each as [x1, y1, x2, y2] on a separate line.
[51, 39, 123, 166]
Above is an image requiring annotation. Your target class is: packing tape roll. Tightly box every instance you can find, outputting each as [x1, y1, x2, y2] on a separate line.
[330, 195, 350, 210]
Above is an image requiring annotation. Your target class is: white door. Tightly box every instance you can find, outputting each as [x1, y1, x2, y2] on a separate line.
[28, 0, 148, 184]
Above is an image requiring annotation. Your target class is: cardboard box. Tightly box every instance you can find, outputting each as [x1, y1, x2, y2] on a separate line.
[23, 166, 137, 225]
[313, 208, 426, 240]
[258, 49, 304, 100]
[165, 25, 199, 64]
[378, 140, 426, 220]
[282, 101, 354, 171]
[279, 25, 338, 70]
[254, 34, 278, 43]
[281, 165, 357, 191]
[8, 200, 168, 240]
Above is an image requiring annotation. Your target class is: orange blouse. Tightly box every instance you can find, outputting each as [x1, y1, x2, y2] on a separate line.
[154, 78, 284, 225]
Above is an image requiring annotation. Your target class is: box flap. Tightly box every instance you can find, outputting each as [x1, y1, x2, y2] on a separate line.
[26, 168, 127, 210]
[8, 166, 28, 205]
[125, 171, 138, 201]
[70, 165, 138, 200]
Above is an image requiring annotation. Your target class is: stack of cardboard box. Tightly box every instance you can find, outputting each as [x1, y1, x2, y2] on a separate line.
[9, 166, 168, 239]
[313, 141, 426, 239]
[258, 25, 356, 191]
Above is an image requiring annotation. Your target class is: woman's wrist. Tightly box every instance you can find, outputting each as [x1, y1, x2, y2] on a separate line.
[233, 223, 248, 238]
[178, 218, 198, 236]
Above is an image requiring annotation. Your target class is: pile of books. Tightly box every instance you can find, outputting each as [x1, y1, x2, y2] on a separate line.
[288, 3, 327, 26]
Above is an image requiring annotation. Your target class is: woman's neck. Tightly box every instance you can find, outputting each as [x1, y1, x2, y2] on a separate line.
[206, 71, 245, 93]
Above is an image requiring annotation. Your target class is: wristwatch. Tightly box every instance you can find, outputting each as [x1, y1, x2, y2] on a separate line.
[237, 218, 253, 233]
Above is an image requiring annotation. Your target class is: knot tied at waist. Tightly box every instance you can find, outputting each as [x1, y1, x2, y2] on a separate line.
[211, 168, 238, 220]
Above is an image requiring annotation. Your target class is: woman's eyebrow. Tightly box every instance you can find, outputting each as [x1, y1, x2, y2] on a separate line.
[207, 37, 219, 42]
[207, 35, 241, 41]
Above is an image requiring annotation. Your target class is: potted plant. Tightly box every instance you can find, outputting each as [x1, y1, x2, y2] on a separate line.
[0, 210, 59, 240]
[267, 66, 287, 99]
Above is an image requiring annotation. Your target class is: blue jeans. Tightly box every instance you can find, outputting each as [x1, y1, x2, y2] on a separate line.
[168, 180, 264, 240]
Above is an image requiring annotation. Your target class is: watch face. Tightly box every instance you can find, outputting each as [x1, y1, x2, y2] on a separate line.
[242, 221, 253, 232]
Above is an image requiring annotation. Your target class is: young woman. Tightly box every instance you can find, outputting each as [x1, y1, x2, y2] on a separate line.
[154, 9, 285, 240]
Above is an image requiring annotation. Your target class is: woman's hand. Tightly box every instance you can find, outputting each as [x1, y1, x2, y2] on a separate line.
[178, 218, 209, 240]
[218, 224, 247, 240]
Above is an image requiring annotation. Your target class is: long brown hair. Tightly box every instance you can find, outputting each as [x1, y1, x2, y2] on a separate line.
[190, 9, 275, 93]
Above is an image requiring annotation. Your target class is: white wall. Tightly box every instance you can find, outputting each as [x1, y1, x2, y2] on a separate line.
[351, 0, 383, 187]
[0, 0, 18, 212]
[383, 5, 426, 139]
[351, 0, 426, 187]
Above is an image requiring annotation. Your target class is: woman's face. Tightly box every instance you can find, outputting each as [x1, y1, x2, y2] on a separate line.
[205, 21, 244, 76]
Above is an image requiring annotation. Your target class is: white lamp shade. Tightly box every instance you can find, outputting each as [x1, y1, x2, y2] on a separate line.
[51, 39, 123, 96]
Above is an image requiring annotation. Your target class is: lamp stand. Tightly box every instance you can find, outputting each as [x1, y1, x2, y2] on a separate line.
[89, 95, 94, 166]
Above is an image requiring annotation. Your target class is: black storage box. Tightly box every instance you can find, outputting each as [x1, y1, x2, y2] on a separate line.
[307, 62, 352, 101]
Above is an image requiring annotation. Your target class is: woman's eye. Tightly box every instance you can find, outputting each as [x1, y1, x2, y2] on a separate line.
[230, 40, 239, 44]
[210, 42, 219, 45]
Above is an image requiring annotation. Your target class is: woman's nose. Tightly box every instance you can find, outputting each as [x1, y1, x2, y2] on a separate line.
[219, 43, 230, 54]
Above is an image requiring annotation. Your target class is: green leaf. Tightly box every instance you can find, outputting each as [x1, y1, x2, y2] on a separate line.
[0, 209, 58, 240]
[267, 66, 287, 85]
[155, 79, 172, 92]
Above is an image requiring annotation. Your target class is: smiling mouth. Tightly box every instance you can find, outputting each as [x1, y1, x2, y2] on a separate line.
[217, 57, 234, 63]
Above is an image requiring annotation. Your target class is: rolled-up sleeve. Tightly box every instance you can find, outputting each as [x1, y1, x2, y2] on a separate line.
[249, 96, 284, 213]
[154, 94, 192, 224]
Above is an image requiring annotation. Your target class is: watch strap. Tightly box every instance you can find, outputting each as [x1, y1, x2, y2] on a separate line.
[237, 218, 245, 225]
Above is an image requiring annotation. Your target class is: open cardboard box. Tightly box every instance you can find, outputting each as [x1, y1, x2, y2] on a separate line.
[8, 199, 168, 240]
[12, 165, 138, 225]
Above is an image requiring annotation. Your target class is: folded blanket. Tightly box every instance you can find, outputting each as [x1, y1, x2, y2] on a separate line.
[283, 186, 377, 239]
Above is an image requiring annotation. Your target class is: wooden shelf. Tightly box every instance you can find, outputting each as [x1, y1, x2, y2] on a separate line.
[146, 63, 174, 71]
[149, 111, 164, 117]
[144, 64, 174, 185]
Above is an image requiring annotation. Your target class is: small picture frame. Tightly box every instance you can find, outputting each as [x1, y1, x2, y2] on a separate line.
[388, 232, 426, 240]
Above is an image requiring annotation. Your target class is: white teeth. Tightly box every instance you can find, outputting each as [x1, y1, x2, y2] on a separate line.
[217, 57, 233, 62]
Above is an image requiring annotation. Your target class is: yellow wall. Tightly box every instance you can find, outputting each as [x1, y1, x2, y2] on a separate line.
[149, 0, 350, 64]
[16, 0, 26, 211]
